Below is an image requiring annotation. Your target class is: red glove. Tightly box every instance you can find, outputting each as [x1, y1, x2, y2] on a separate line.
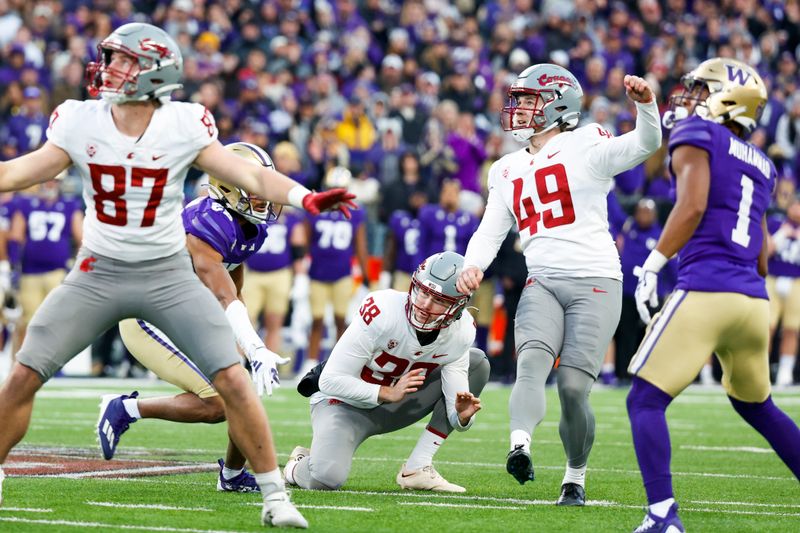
[302, 188, 358, 218]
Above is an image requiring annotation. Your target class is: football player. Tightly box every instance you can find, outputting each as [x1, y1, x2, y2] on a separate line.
[629, 58, 800, 532]
[96, 142, 285, 494]
[0, 23, 355, 527]
[8, 179, 83, 355]
[302, 167, 369, 375]
[285, 251, 489, 492]
[456, 63, 661, 505]
[766, 194, 800, 387]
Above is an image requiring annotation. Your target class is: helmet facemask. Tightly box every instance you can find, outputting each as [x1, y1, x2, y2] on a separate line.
[206, 142, 281, 225]
[406, 274, 469, 331]
[501, 90, 560, 141]
[86, 25, 183, 104]
[207, 182, 280, 225]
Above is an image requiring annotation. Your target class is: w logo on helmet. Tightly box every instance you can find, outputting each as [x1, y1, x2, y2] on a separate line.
[726, 65, 751, 85]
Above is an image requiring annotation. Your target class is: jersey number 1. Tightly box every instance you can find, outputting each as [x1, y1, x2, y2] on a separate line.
[731, 175, 754, 248]
[89, 164, 167, 227]
[512, 163, 576, 235]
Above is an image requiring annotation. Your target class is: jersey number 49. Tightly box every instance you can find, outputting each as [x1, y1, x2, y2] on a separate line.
[513, 163, 575, 235]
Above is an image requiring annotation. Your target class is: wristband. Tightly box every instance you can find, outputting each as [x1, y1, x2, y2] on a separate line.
[287, 185, 311, 209]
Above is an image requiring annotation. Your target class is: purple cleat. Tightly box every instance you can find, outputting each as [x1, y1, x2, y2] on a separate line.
[96, 391, 138, 460]
[217, 458, 260, 493]
[633, 503, 685, 533]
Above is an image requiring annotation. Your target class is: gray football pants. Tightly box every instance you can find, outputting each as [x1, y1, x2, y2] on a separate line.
[510, 276, 621, 468]
[293, 348, 490, 490]
[16, 247, 240, 382]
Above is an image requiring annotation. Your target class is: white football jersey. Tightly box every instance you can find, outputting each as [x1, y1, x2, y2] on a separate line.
[313, 289, 476, 430]
[46, 99, 218, 261]
[464, 100, 661, 280]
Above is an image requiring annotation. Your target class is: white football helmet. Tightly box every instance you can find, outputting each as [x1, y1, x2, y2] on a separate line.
[86, 23, 183, 103]
[502, 63, 583, 142]
[406, 251, 470, 331]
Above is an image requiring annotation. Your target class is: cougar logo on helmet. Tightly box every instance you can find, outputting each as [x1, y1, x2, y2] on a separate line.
[138, 38, 170, 58]
[207, 142, 280, 225]
[538, 74, 574, 87]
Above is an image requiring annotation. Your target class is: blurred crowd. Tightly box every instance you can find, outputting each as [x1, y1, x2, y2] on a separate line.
[1, 0, 800, 385]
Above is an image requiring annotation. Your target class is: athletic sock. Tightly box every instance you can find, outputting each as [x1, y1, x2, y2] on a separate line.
[510, 429, 531, 454]
[649, 498, 676, 518]
[405, 427, 445, 471]
[255, 469, 284, 497]
[222, 465, 244, 480]
[561, 462, 586, 487]
[122, 398, 141, 419]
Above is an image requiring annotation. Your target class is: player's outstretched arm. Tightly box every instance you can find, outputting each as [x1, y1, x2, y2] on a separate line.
[0, 142, 71, 193]
[195, 141, 357, 217]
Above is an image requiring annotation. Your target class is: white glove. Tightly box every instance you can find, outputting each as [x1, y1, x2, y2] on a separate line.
[291, 273, 310, 301]
[378, 270, 392, 290]
[0, 260, 10, 295]
[249, 345, 290, 397]
[633, 250, 668, 325]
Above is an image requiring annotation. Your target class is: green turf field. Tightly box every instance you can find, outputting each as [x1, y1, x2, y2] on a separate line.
[1, 379, 798, 532]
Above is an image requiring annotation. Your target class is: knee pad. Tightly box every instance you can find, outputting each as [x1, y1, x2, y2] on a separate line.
[310, 458, 348, 490]
[469, 348, 490, 374]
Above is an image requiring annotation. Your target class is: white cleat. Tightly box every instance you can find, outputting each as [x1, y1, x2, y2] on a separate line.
[262, 491, 308, 529]
[396, 463, 466, 493]
[283, 446, 310, 487]
[776, 370, 794, 388]
[0, 466, 5, 506]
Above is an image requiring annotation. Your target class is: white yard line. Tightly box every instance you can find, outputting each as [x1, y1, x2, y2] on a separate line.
[399, 502, 524, 510]
[329, 489, 621, 507]
[40, 464, 216, 479]
[244, 503, 373, 512]
[0, 517, 245, 533]
[0, 507, 53, 513]
[87, 501, 213, 512]
[680, 445, 773, 454]
[684, 507, 800, 517]
[690, 500, 800, 509]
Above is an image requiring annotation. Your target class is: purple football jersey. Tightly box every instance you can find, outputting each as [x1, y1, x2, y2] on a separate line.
[18, 195, 81, 274]
[417, 204, 478, 259]
[246, 211, 302, 272]
[182, 196, 269, 270]
[389, 210, 421, 274]
[307, 208, 364, 281]
[669, 116, 776, 299]
[767, 214, 800, 278]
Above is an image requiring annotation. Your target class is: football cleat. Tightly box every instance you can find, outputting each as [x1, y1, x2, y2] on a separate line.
[262, 491, 308, 528]
[396, 463, 466, 493]
[296, 361, 326, 397]
[556, 482, 586, 506]
[96, 391, 139, 460]
[216, 458, 260, 493]
[283, 446, 310, 487]
[506, 445, 535, 485]
[633, 503, 685, 533]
